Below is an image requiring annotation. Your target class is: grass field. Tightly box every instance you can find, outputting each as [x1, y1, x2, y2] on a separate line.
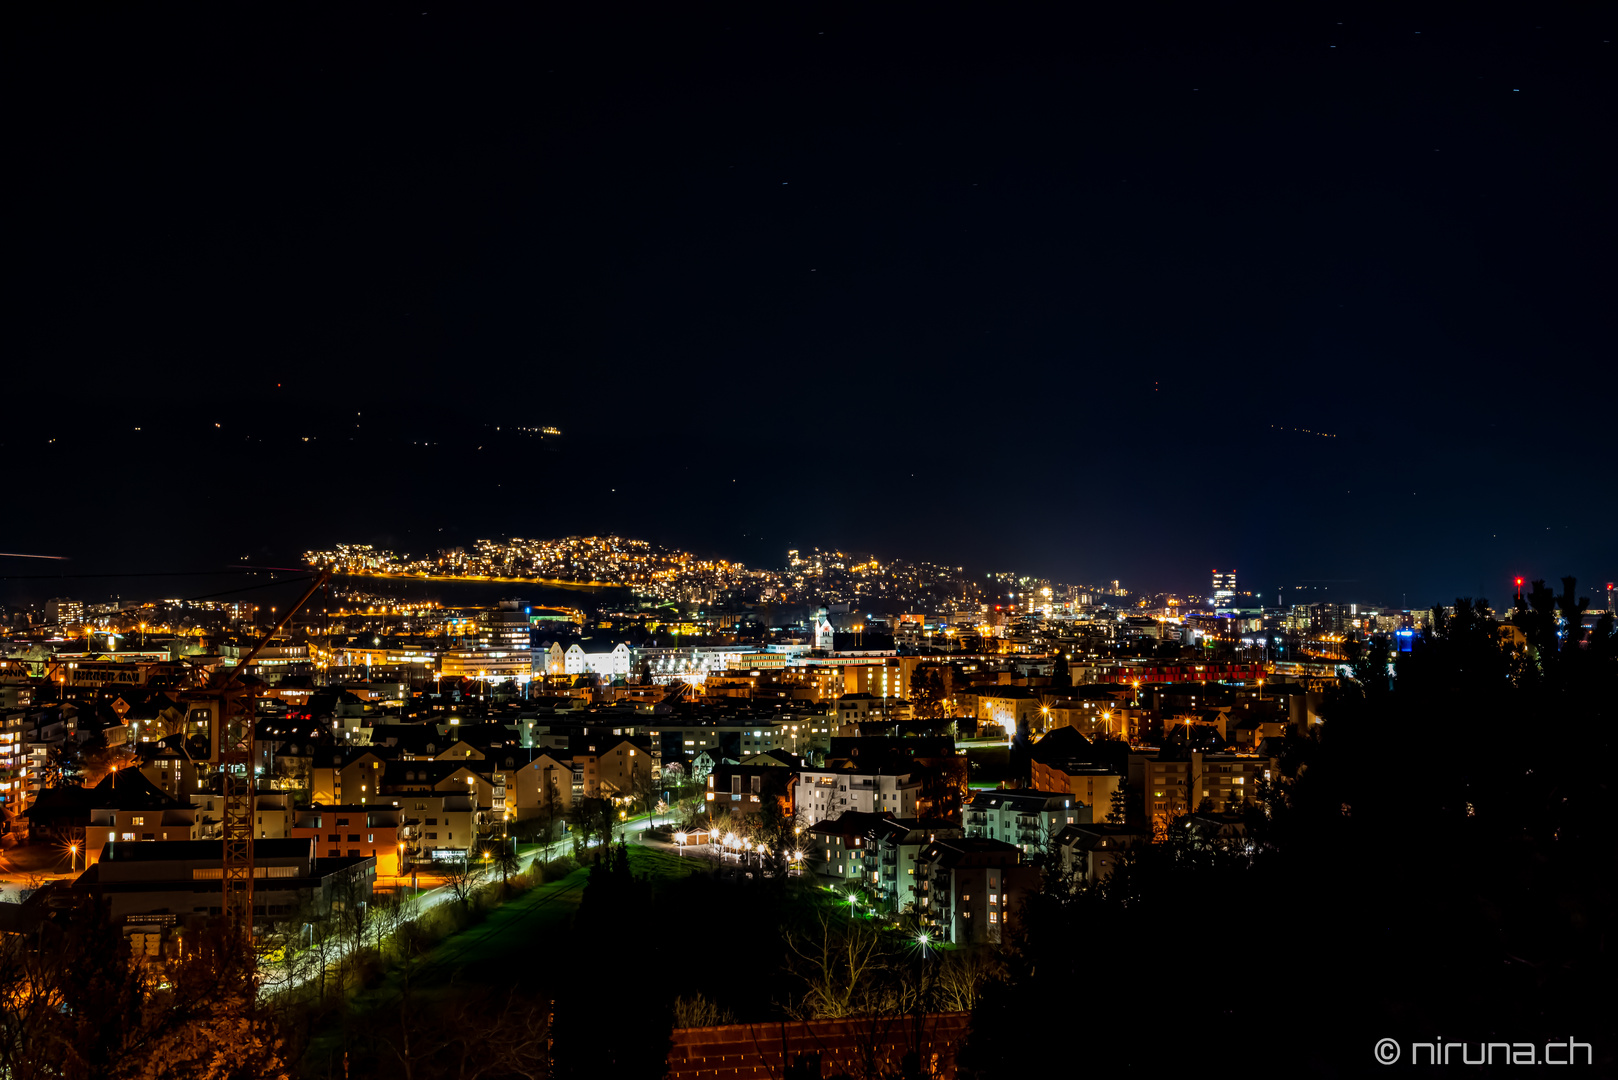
[416, 871, 587, 984]
[623, 843, 712, 882]
[302, 842, 836, 1069]
[356, 844, 708, 999]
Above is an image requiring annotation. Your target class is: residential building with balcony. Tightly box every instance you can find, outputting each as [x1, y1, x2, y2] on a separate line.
[961, 789, 1089, 857]
[1143, 750, 1277, 827]
[797, 766, 920, 826]
[917, 837, 1039, 945]
[511, 752, 576, 824]
[865, 817, 960, 914]
[1053, 821, 1149, 885]
[832, 693, 911, 731]
[805, 810, 889, 882]
[385, 790, 485, 862]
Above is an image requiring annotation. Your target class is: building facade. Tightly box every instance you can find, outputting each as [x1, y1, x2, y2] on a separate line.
[797, 766, 919, 825]
[962, 789, 1088, 856]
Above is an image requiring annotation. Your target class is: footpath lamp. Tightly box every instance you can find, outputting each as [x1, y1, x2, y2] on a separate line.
[674, 831, 687, 857]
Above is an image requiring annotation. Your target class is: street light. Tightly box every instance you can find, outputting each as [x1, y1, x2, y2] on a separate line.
[69, 843, 78, 872]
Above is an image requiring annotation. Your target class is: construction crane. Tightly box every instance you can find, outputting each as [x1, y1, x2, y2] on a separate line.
[182, 570, 330, 938]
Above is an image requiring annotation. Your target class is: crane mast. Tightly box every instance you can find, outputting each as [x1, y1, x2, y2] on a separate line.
[190, 570, 330, 937]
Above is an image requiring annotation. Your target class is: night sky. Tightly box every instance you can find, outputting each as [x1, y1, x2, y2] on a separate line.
[7, 6, 1614, 609]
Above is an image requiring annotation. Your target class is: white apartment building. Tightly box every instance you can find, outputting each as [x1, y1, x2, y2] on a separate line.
[564, 641, 632, 677]
[632, 645, 764, 685]
[962, 789, 1087, 855]
[798, 767, 920, 826]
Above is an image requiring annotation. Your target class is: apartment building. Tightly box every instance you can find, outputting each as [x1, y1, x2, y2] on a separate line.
[1053, 822, 1149, 885]
[917, 838, 1039, 945]
[797, 766, 920, 826]
[388, 791, 488, 862]
[1029, 759, 1122, 824]
[966, 686, 1042, 734]
[866, 818, 960, 914]
[805, 811, 887, 882]
[292, 804, 410, 876]
[962, 789, 1088, 856]
[84, 771, 197, 861]
[650, 717, 832, 766]
[705, 765, 795, 822]
[1143, 751, 1277, 827]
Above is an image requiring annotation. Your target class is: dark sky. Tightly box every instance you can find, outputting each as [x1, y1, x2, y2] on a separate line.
[6, 5, 1614, 610]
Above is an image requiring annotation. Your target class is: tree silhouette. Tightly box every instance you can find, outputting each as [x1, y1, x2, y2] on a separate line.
[961, 574, 1618, 1075]
[909, 666, 945, 720]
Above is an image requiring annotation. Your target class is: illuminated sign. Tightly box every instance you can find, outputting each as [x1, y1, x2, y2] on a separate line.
[64, 662, 178, 687]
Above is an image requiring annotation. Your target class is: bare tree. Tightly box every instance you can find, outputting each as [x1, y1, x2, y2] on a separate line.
[0, 917, 290, 1080]
[784, 913, 890, 1019]
[538, 767, 564, 859]
[629, 764, 659, 821]
[671, 992, 734, 1028]
[373, 984, 551, 1080]
[442, 847, 488, 908]
[304, 905, 342, 1005]
[486, 839, 522, 895]
[932, 947, 1005, 1012]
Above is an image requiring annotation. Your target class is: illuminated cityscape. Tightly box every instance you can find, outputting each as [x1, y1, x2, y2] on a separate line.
[3, 5, 1614, 1078]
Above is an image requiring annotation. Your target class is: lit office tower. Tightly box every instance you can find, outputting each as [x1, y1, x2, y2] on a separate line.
[1212, 570, 1237, 600]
